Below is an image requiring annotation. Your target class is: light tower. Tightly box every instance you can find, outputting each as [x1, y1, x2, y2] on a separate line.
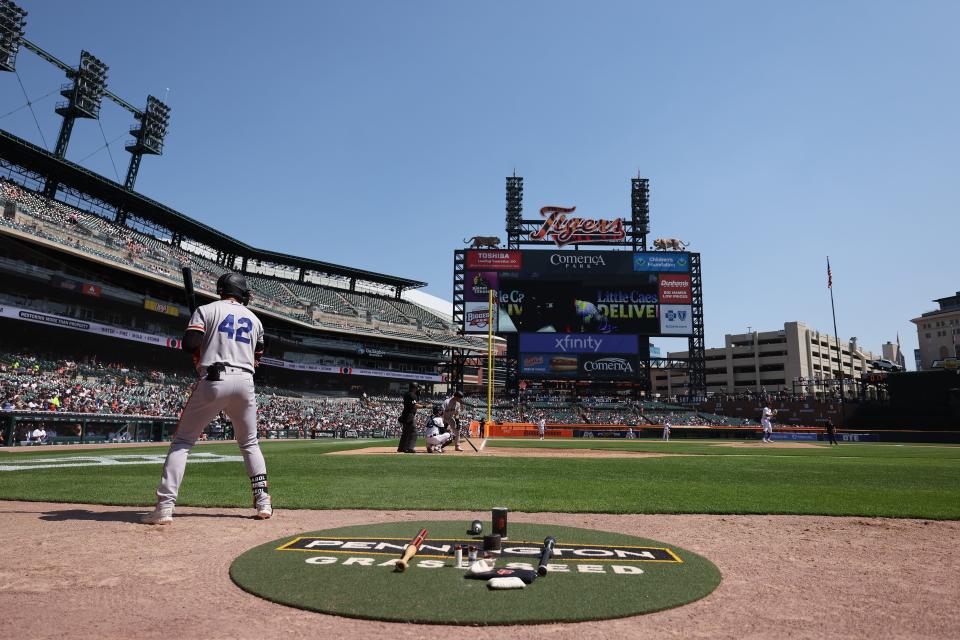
[0, 0, 27, 73]
[124, 95, 170, 189]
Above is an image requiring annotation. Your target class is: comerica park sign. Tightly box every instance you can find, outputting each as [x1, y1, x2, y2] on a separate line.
[529, 206, 627, 247]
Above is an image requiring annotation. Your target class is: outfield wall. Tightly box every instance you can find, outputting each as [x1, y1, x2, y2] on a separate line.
[480, 422, 960, 443]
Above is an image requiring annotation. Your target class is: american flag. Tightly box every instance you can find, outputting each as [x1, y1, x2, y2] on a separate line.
[827, 258, 833, 289]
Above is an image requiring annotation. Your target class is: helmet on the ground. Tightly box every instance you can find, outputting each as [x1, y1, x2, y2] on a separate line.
[217, 272, 251, 305]
[468, 519, 483, 535]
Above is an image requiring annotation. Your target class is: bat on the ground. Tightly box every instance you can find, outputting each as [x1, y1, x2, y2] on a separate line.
[395, 528, 428, 572]
[182, 266, 197, 313]
[537, 536, 556, 576]
[457, 419, 480, 452]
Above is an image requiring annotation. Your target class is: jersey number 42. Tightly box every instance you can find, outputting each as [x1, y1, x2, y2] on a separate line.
[217, 314, 253, 344]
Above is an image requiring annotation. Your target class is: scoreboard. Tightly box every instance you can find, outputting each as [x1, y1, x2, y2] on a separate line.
[461, 249, 695, 381]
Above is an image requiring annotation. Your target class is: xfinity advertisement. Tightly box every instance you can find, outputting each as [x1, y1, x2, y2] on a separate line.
[519, 333, 639, 354]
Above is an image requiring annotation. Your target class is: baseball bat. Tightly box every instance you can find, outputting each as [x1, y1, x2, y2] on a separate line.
[395, 528, 428, 572]
[181, 266, 197, 313]
[459, 420, 480, 452]
[537, 536, 556, 576]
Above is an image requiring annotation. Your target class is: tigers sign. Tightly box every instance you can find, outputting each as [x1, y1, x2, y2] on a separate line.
[529, 206, 627, 247]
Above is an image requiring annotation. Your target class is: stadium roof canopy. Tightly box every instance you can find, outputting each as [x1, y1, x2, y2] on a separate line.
[0, 129, 426, 291]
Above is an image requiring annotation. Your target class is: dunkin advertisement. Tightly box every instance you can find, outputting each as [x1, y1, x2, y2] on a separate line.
[658, 274, 692, 304]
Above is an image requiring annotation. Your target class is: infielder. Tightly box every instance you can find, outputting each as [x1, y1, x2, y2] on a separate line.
[425, 405, 453, 453]
[142, 273, 272, 524]
[442, 390, 465, 451]
[761, 406, 775, 443]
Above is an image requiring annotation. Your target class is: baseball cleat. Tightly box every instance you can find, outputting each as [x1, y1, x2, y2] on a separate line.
[141, 506, 174, 525]
[255, 494, 273, 520]
[455, 445, 463, 451]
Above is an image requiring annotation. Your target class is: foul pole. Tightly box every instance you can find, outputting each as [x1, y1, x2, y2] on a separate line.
[487, 288, 494, 424]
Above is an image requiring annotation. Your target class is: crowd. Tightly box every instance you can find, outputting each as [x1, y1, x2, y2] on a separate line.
[1, 347, 761, 446]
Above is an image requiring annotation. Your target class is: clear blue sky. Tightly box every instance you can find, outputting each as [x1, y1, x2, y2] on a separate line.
[2, 1, 957, 366]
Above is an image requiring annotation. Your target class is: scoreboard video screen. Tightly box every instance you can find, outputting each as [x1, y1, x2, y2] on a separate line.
[461, 248, 695, 380]
[462, 249, 693, 337]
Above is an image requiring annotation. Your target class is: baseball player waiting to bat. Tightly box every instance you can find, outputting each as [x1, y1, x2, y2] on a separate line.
[442, 390, 465, 451]
[142, 273, 272, 524]
[425, 405, 453, 453]
[761, 406, 775, 443]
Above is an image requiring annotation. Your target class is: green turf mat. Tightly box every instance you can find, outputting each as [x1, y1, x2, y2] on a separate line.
[229, 520, 721, 624]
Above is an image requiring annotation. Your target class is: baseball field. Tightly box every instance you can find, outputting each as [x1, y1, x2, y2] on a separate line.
[1, 437, 959, 638]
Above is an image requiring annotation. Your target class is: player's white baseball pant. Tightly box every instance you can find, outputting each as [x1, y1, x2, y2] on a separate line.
[155, 372, 266, 508]
[761, 420, 772, 441]
[427, 432, 452, 448]
[443, 415, 460, 446]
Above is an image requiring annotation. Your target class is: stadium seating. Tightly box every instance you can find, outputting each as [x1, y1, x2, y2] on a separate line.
[1, 178, 469, 347]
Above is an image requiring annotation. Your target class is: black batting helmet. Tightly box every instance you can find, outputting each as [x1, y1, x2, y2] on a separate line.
[216, 272, 251, 305]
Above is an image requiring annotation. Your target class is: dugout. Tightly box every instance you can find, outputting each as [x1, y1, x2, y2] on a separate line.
[2, 411, 177, 446]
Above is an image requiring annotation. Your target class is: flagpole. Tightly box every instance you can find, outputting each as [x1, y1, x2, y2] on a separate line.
[827, 257, 846, 426]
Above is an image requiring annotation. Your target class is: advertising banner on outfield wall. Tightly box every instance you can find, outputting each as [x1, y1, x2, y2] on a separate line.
[464, 271, 499, 302]
[519, 250, 634, 277]
[258, 357, 442, 382]
[465, 250, 522, 270]
[0, 304, 182, 348]
[659, 304, 693, 335]
[519, 333, 639, 354]
[633, 252, 690, 272]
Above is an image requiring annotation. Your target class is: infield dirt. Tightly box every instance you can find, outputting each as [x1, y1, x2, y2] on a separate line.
[1, 500, 957, 639]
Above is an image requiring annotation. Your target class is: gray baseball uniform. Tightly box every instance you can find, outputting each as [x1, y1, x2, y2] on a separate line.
[442, 396, 462, 448]
[153, 299, 268, 510]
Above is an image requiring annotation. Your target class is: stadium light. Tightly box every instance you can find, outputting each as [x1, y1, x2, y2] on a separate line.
[631, 177, 650, 251]
[122, 94, 171, 190]
[0, 0, 27, 73]
[505, 175, 523, 249]
[49, 50, 109, 176]
[56, 50, 110, 120]
[126, 94, 171, 156]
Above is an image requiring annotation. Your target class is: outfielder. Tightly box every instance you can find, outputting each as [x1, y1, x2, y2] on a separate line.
[142, 273, 272, 524]
[761, 406, 775, 443]
[442, 390, 465, 451]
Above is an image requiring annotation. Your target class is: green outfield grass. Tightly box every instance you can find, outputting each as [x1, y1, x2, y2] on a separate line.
[1, 438, 958, 519]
